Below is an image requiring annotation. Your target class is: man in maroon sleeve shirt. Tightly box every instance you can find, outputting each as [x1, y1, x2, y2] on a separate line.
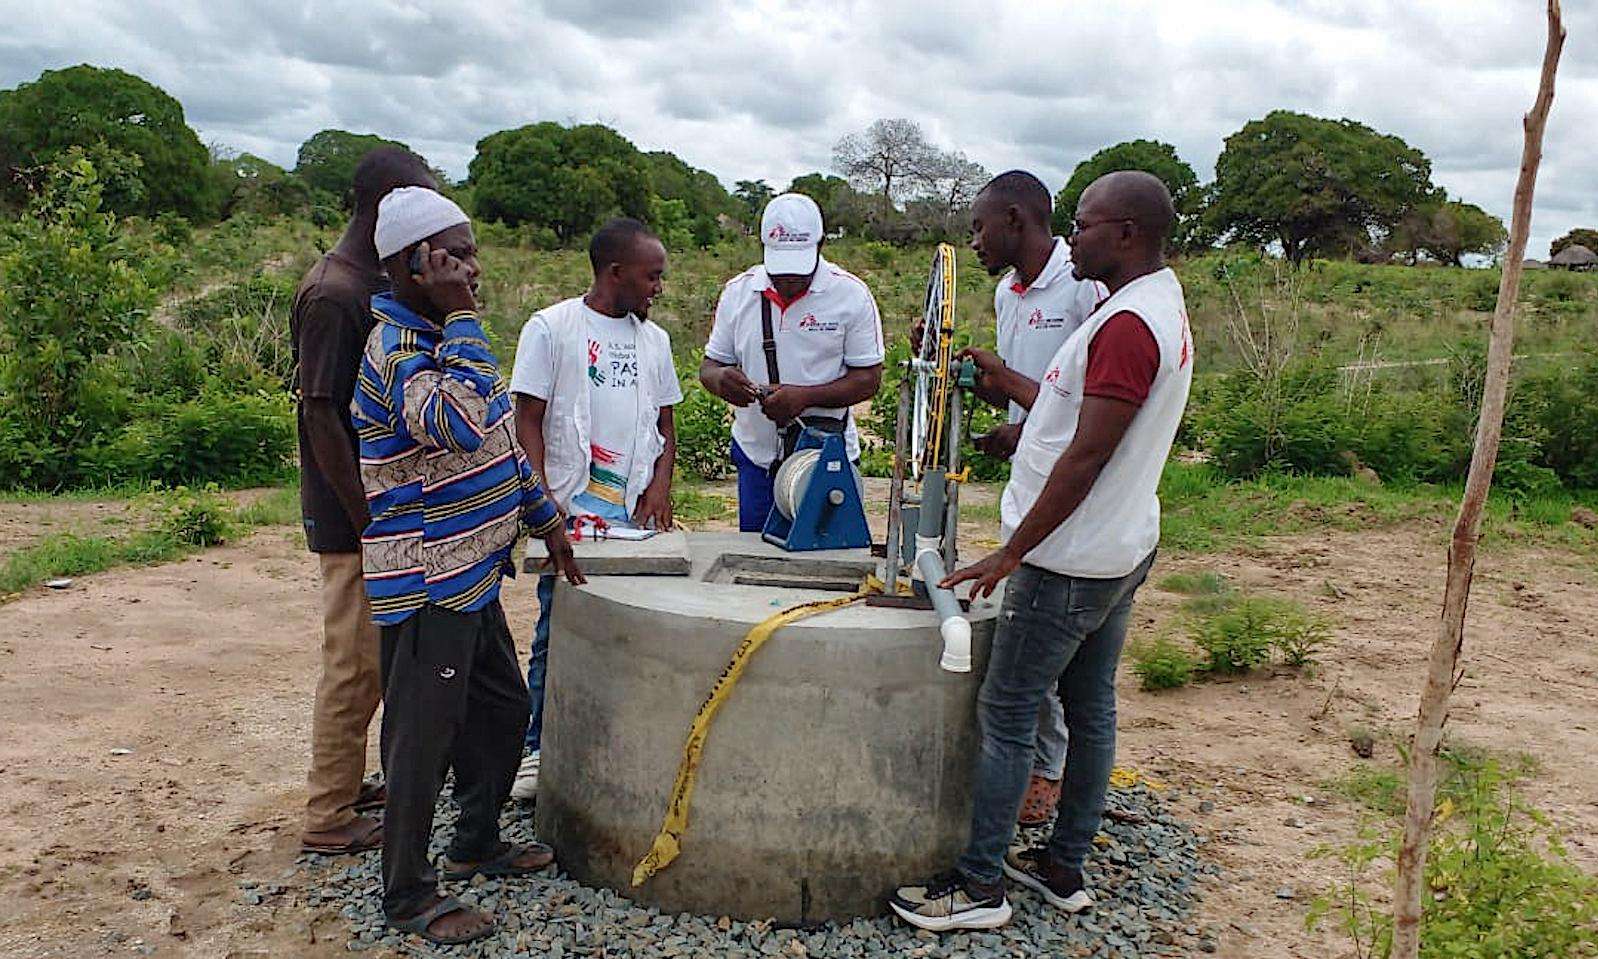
[291, 148, 435, 855]
[891, 172, 1193, 932]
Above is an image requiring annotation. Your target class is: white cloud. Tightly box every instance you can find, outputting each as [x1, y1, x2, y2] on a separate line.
[1, 0, 1593, 255]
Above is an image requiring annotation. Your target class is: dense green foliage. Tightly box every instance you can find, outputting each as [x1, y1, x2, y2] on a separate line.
[1389, 199, 1506, 266]
[470, 122, 653, 241]
[0, 157, 295, 490]
[1208, 111, 1437, 263]
[1550, 227, 1598, 259]
[0, 65, 214, 219]
[293, 129, 415, 206]
[1051, 139, 1201, 247]
[0, 156, 161, 487]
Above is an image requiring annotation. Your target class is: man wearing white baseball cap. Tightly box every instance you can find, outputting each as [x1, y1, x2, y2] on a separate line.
[699, 193, 885, 529]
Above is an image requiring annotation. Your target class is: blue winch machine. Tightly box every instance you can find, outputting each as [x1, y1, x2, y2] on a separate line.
[761, 425, 871, 552]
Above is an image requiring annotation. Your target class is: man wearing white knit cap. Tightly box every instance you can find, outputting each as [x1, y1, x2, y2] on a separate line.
[699, 192, 884, 529]
[352, 186, 584, 946]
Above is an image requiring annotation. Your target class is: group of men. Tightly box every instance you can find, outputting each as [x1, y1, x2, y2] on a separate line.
[290, 145, 1191, 944]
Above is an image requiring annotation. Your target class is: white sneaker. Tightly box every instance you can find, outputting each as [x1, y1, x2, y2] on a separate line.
[510, 750, 540, 801]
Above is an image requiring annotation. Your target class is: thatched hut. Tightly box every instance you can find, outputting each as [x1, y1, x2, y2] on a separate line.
[1550, 244, 1597, 270]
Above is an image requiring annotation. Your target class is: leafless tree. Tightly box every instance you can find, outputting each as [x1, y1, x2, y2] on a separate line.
[832, 118, 936, 205]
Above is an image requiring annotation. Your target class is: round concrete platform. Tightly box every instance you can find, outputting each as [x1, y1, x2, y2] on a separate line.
[537, 532, 998, 923]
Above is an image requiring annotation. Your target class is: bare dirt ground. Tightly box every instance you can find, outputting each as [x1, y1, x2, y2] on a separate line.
[0, 501, 1593, 958]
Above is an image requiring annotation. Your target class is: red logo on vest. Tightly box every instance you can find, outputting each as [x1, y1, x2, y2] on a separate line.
[1178, 311, 1193, 369]
[1043, 367, 1060, 383]
[1028, 308, 1044, 328]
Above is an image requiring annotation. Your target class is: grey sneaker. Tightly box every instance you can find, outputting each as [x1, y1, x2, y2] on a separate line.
[1002, 845, 1092, 913]
[888, 869, 1012, 931]
[510, 750, 540, 801]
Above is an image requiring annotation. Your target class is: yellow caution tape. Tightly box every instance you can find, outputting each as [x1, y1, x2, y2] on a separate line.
[1108, 766, 1166, 791]
[631, 577, 880, 886]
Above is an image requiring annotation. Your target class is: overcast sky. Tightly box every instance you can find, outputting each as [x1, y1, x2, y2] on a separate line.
[2, 0, 1593, 258]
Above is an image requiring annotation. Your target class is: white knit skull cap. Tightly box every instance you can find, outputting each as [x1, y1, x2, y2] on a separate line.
[374, 186, 470, 260]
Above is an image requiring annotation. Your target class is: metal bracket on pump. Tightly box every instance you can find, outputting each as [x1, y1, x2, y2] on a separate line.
[876, 243, 973, 673]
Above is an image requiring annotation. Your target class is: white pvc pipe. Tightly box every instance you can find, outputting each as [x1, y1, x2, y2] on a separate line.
[915, 547, 971, 673]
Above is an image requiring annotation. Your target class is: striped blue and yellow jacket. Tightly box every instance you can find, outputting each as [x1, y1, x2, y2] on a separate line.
[351, 292, 560, 625]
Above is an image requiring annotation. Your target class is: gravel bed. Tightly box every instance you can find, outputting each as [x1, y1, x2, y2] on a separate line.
[270, 780, 1217, 958]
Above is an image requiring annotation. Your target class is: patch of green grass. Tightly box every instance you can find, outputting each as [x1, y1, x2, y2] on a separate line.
[236, 485, 302, 527]
[1157, 461, 1598, 556]
[0, 484, 298, 599]
[671, 481, 736, 528]
[1158, 569, 1230, 595]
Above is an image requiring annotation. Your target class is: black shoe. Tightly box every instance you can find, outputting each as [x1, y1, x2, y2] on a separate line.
[1002, 845, 1092, 913]
[888, 869, 1013, 931]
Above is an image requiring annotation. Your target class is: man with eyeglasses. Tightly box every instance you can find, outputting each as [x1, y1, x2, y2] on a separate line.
[890, 171, 1193, 932]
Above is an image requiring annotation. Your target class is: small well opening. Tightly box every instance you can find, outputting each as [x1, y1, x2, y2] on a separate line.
[701, 553, 875, 592]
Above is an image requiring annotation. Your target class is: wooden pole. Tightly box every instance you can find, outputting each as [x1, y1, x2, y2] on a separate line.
[1390, 4, 1564, 957]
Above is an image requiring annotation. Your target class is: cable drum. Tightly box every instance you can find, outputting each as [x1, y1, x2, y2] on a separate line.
[772, 448, 822, 520]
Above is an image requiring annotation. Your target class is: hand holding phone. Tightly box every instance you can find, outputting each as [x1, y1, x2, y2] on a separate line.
[408, 241, 476, 315]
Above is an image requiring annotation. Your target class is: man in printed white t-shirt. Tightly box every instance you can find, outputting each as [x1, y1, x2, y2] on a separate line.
[966, 170, 1106, 831]
[891, 172, 1193, 932]
[699, 193, 884, 530]
[508, 218, 681, 798]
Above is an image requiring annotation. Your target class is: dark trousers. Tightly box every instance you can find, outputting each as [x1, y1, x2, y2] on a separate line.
[379, 600, 529, 919]
[956, 553, 1155, 884]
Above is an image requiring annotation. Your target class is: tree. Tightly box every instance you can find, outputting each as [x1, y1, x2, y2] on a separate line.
[1550, 227, 1598, 258]
[917, 150, 989, 240]
[732, 179, 774, 232]
[786, 172, 868, 235]
[1392, 6, 1563, 958]
[293, 129, 416, 208]
[0, 65, 213, 219]
[642, 150, 734, 246]
[832, 118, 936, 204]
[1052, 140, 1200, 248]
[213, 151, 312, 219]
[469, 122, 651, 242]
[1208, 111, 1438, 264]
[1391, 199, 1507, 266]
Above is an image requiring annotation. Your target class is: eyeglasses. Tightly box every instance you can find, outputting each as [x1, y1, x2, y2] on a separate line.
[1069, 217, 1135, 238]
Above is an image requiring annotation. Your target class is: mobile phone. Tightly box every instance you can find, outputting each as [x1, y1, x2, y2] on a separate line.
[408, 246, 425, 276]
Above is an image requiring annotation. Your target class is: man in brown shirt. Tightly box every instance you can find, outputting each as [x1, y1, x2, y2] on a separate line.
[292, 147, 435, 853]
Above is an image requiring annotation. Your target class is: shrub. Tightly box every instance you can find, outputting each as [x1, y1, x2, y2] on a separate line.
[82, 389, 295, 487]
[1311, 755, 1598, 959]
[1129, 636, 1199, 690]
[0, 153, 164, 489]
[1186, 593, 1328, 672]
[673, 359, 733, 481]
[147, 483, 239, 547]
[861, 241, 896, 269]
[1269, 606, 1334, 668]
[1188, 597, 1275, 673]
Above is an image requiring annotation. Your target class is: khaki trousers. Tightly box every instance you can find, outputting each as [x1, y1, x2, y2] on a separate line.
[304, 551, 382, 833]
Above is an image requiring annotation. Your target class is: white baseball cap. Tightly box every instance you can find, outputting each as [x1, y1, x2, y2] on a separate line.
[761, 193, 824, 276]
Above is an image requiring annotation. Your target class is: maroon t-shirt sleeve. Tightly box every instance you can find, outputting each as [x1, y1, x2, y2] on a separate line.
[1083, 311, 1160, 406]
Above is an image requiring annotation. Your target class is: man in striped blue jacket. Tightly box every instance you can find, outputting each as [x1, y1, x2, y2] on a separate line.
[352, 186, 584, 946]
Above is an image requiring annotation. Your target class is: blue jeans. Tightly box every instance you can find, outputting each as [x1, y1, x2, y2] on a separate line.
[956, 553, 1155, 884]
[525, 492, 632, 751]
[731, 441, 774, 532]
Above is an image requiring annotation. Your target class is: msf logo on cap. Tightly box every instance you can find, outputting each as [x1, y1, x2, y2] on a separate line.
[767, 223, 813, 244]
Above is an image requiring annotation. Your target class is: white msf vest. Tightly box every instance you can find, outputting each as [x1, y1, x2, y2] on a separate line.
[534, 304, 670, 516]
[1000, 267, 1194, 578]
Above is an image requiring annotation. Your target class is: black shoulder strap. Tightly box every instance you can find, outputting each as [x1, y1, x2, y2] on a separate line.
[760, 294, 781, 386]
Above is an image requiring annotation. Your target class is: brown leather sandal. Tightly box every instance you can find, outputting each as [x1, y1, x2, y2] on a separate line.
[1017, 773, 1062, 827]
